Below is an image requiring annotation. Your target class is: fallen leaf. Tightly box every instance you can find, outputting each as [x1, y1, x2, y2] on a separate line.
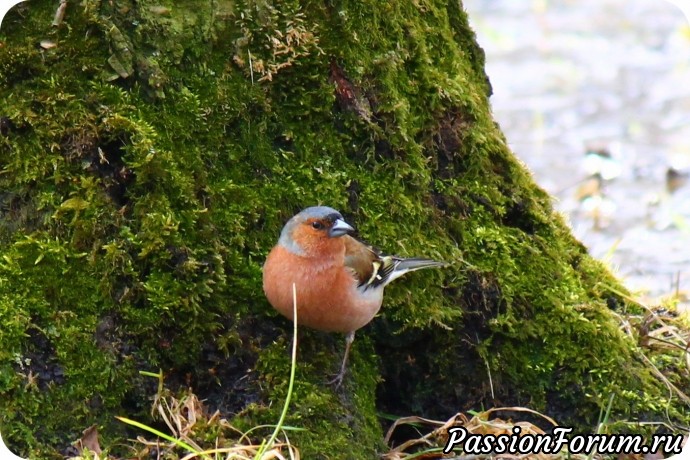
[40, 40, 57, 50]
[74, 424, 102, 455]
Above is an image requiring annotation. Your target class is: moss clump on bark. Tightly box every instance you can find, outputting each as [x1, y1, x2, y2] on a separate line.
[1, 0, 687, 457]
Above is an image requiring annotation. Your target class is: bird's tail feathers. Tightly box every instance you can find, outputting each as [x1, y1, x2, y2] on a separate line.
[378, 257, 447, 286]
[395, 257, 448, 273]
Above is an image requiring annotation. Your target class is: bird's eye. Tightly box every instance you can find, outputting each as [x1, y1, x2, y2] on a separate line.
[311, 221, 324, 230]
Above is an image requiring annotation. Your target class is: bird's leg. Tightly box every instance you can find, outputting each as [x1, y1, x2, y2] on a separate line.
[327, 331, 355, 388]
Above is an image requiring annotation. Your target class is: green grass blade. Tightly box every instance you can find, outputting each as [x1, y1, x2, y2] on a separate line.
[115, 416, 209, 459]
[255, 283, 300, 459]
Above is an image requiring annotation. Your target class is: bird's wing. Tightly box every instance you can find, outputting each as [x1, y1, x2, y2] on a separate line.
[343, 235, 447, 289]
[342, 236, 406, 289]
[342, 235, 385, 288]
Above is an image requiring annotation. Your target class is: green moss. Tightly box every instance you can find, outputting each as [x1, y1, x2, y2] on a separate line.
[0, 0, 687, 457]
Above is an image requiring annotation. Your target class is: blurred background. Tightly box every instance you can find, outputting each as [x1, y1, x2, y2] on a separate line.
[463, 0, 690, 310]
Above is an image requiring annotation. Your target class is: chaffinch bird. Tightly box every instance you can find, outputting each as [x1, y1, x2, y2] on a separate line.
[263, 206, 447, 387]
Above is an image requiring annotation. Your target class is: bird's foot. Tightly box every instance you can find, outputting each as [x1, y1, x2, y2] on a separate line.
[326, 369, 347, 389]
[327, 331, 355, 389]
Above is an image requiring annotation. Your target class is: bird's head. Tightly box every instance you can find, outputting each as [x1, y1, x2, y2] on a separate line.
[278, 206, 355, 256]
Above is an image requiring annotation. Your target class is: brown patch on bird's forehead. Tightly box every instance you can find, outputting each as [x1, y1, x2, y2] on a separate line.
[303, 216, 327, 225]
[302, 212, 342, 225]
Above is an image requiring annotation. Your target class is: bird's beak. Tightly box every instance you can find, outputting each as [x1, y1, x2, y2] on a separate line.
[329, 218, 355, 237]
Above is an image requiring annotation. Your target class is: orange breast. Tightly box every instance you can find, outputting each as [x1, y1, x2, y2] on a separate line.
[262, 245, 383, 333]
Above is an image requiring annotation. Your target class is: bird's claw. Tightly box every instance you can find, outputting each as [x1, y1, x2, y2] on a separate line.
[326, 369, 346, 388]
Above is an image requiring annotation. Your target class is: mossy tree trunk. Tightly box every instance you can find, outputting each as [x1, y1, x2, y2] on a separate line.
[1, 0, 687, 457]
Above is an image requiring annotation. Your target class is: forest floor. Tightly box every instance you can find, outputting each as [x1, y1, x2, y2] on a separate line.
[464, 0, 690, 311]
